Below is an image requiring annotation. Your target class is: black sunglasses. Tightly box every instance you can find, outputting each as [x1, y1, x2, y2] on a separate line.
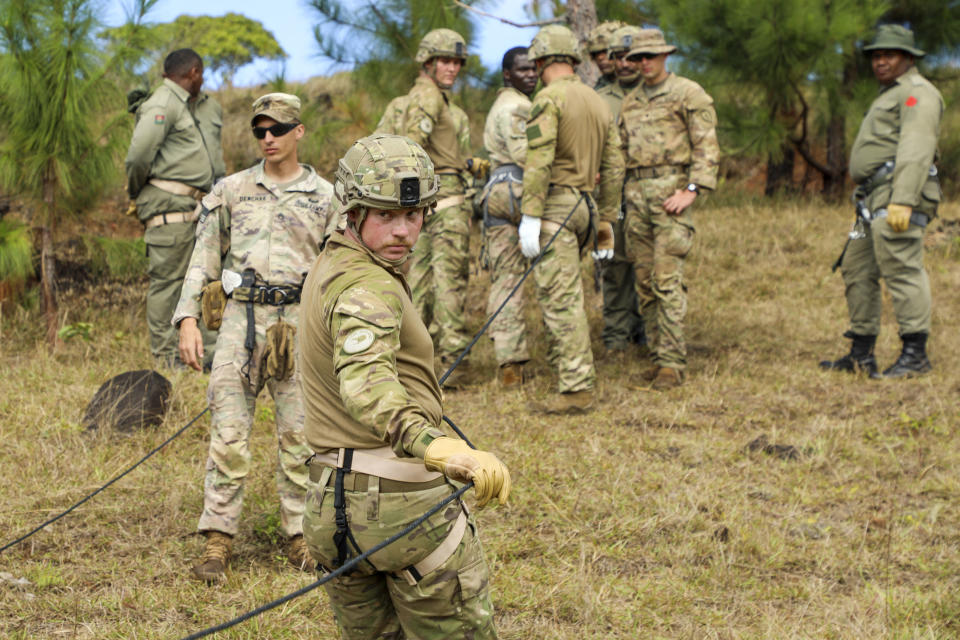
[252, 122, 299, 139]
[628, 52, 660, 61]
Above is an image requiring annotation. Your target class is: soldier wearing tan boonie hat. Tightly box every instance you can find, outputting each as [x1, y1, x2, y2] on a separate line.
[251, 92, 301, 126]
[625, 28, 678, 58]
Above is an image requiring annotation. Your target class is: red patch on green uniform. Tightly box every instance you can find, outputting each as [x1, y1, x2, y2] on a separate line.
[905, 96, 918, 107]
[154, 114, 166, 124]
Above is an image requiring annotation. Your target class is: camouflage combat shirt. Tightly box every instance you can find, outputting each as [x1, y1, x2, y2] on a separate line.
[171, 161, 335, 325]
[298, 232, 446, 459]
[483, 86, 531, 168]
[618, 73, 719, 191]
[401, 76, 467, 173]
[849, 66, 943, 208]
[521, 74, 625, 222]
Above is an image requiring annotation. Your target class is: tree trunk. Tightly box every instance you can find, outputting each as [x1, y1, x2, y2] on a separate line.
[566, 0, 598, 86]
[765, 146, 795, 196]
[823, 113, 846, 198]
[41, 174, 58, 350]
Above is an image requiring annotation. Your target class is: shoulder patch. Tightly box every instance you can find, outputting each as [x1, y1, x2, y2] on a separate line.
[905, 96, 917, 107]
[529, 102, 546, 120]
[526, 124, 542, 141]
[154, 114, 165, 125]
[420, 118, 434, 134]
[343, 328, 376, 354]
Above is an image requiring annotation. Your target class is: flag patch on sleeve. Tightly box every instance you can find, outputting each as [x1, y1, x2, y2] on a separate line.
[905, 96, 917, 107]
[154, 114, 166, 124]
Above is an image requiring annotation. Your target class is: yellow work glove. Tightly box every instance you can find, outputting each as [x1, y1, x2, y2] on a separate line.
[125, 201, 138, 218]
[886, 204, 912, 232]
[424, 436, 511, 508]
[466, 157, 491, 182]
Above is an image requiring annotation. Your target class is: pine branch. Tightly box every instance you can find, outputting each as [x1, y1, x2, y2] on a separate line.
[449, 0, 564, 27]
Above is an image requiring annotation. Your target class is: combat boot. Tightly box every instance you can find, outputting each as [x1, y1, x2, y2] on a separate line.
[192, 530, 233, 583]
[499, 363, 525, 388]
[286, 534, 313, 571]
[818, 331, 878, 377]
[651, 367, 683, 390]
[528, 390, 595, 415]
[879, 332, 931, 379]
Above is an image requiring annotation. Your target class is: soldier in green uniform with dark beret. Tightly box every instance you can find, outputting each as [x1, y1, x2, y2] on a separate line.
[820, 25, 943, 379]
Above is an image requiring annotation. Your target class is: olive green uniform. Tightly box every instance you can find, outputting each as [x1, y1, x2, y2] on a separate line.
[618, 73, 719, 372]
[522, 75, 625, 393]
[298, 232, 497, 639]
[843, 66, 943, 336]
[126, 78, 224, 365]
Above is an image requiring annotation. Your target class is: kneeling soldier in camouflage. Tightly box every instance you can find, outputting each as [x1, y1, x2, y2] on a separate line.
[299, 133, 510, 639]
[173, 93, 336, 582]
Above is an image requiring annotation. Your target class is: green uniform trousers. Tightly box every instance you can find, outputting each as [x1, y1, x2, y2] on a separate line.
[145, 220, 216, 365]
[303, 476, 497, 639]
[841, 216, 931, 336]
[600, 217, 643, 349]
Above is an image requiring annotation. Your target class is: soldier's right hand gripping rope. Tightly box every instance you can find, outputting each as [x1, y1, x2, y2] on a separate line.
[423, 436, 511, 508]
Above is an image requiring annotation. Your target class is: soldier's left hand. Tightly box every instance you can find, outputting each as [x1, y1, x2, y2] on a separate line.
[886, 204, 912, 232]
[518, 215, 542, 259]
[466, 157, 490, 182]
[591, 221, 614, 260]
[664, 189, 697, 215]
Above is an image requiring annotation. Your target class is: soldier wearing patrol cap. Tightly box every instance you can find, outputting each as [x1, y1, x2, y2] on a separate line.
[587, 21, 626, 90]
[820, 24, 943, 379]
[394, 29, 488, 389]
[520, 24, 625, 414]
[173, 93, 336, 582]
[298, 133, 510, 639]
[125, 48, 224, 369]
[617, 28, 719, 391]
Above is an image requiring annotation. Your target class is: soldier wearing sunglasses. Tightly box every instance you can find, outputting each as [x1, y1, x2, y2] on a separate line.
[173, 93, 336, 582]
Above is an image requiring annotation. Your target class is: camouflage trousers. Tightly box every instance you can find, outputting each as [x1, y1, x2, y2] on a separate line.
[534, 188, 596, 393]
[624, 175, 695, 371]
[600, 217, 644, 349]
[198, 300, 312, 537]
[484, 185, 530, 367]
[303, 473, 497, 639]
[408, 174, 471, 362]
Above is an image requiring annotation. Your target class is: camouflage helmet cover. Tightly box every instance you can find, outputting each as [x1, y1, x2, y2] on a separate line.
[415, 28, 468, 64]
[334, 134, 440, 216]
[588, 21, 627, 53]
[608, 25, 645, 54]
[528, 24, 582, 64]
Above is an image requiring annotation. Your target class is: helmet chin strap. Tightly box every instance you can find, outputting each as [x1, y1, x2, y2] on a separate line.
[426, 61, 454, 90]
[348, 206, 412, 269]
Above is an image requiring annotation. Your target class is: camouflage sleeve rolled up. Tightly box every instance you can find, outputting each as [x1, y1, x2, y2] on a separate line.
[597, 114, 625, 222]
[332, 284, 443, 459]
[171, 187, 230, 326]
[520, 95, 559, 219]
[402, 80, 445, 148]
[683, 84, 720, 191]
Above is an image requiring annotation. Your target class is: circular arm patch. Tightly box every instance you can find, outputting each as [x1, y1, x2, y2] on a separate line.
[343, 328, 376, 354]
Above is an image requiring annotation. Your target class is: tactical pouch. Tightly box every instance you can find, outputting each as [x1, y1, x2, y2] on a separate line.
[200, 281, 227, 330]
[260, 319, 297, 383]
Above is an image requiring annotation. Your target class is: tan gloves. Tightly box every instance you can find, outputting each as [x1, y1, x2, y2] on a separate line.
[424, 437, 511, 508]
[466, 157, 491, 182]
[200, 281, 227, 330]
[125, 201, 138, 218]
[592, 221, 614, 260]
[887, 204, 912, 232]
[260, 319, 297, 382]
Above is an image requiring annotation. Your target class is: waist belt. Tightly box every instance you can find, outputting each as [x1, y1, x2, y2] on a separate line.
[144, 210, 198, 229]
[231, 284, 302, 306]
[310, 446, 442, 483]
[310, 465, 448, 493]
[435, 194, 466, 210]
[148, 178, 207, 201]
[627, 165, 687, 180]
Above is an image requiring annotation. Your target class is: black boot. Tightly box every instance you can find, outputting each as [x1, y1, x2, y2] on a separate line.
[879, 332, 931, 379]
[819, 331, 878, 376]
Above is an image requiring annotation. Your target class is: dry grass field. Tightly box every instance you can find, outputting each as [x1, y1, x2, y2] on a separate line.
[2, 195, 960, 639]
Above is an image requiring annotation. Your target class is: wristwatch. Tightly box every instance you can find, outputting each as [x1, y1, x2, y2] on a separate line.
[686, 183, 699, 194]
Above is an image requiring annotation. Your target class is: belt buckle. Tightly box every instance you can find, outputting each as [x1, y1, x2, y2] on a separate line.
[264, 286, 285, 305]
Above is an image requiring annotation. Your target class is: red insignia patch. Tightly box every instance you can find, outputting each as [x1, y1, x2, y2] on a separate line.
[154, 114, 166, 124]
[905, 96, 918, 107]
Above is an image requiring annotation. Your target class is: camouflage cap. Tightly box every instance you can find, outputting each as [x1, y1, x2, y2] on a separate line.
[334, 134, 439, 216]
[416, 28, 468, 64]
[251, 93, 301, 126]
[626, 28, 678, 58]
[587, 21, 626, 53]
[528, 24, 582, 64]
[608, 25, 644, 54]
[863, 24, 925, 57]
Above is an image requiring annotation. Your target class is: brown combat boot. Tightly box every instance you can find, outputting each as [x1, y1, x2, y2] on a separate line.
[651, 367, 683, 390]
[499, 363, 524, 388]
[287, 534, 313, 571]
[528, 390, 595, 415]
[192, 530, 233, 583]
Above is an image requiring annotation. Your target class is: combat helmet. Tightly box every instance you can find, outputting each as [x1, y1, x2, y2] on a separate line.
[415, 29, 468, 64]
[587, 21, 626, 54]
[334, 133, 439, 229]
[528, 24, 582, 65]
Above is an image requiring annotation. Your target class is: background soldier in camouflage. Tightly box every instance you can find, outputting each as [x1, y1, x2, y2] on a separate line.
[596, 25, 646, 353]
[587, 21, 625, 90]
[820, 25, 943, 379]
[395, 29, 488, 388]
[480, 46, 538, 387]
[618, 29, 719, 391]
[520, 25, 624, 414]
[298, 133, 509, 640]
[126, 48, 224, 369]
[173, 93, 335, 582]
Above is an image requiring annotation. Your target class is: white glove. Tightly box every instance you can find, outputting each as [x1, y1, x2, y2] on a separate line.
[518, 215, 542, 259]
[591, 248, 613, 260]
[590, 220, 614, 260]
